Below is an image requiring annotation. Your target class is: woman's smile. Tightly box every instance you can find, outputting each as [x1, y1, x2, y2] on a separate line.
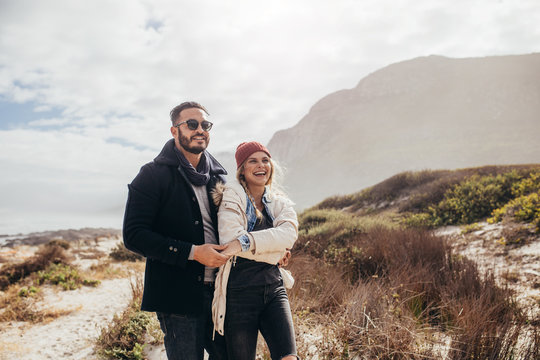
[243, 151, 272, 187]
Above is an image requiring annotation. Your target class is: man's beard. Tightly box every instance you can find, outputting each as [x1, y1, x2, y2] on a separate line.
[178, 130, 208, 154]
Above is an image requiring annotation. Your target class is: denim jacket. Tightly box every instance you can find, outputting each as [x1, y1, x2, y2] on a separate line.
[237, 189, 275, 251]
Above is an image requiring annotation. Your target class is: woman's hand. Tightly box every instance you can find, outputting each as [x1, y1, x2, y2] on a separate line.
[220, 239, 242, 257]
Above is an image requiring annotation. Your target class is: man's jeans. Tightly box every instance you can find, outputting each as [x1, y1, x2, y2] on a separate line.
[157, 285, 227, 360]
[224, 281, 297, 360]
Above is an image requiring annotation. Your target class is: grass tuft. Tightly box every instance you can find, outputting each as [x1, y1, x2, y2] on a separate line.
[96, 277, 160, 360]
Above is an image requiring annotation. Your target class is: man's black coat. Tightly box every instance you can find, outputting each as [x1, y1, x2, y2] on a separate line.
[123, 139, 227, 314]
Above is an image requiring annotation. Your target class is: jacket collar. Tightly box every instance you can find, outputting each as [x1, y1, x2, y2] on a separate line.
[262, 187, 272, 204]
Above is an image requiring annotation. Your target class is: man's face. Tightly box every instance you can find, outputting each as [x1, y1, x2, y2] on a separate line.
[171, 107, 210, 155]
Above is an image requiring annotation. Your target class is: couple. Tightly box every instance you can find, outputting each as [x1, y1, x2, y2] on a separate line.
[123, 101, 299, 360]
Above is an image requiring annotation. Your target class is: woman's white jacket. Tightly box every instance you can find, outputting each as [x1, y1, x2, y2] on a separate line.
[211, 180, 298, 336]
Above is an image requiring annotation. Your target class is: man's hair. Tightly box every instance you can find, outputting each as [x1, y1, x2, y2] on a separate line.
[170, 101, 209, 125]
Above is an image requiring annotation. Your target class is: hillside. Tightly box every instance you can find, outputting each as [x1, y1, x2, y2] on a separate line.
[287, 164, 539, 357]
[311, 164, 540, 228]
[267, 53, 540, 209]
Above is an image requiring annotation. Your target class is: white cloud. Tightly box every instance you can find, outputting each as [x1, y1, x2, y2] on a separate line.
[0, 0, 539, 232]
[28, 117, 73, 127]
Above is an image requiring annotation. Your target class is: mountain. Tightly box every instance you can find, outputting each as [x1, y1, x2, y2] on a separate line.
[213, 150, 236, 177]
[267, 53, 540, 209]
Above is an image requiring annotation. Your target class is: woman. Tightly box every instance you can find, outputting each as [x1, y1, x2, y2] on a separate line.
[212, 141, 299, 360]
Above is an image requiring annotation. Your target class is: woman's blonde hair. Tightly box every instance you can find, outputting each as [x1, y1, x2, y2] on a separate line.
[237, 158, 284, 219]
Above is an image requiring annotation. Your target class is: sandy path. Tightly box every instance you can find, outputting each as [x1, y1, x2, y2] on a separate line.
[0, 278, 133, 360]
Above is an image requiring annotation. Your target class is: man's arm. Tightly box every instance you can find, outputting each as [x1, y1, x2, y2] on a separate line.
[123, 164, 228, 267]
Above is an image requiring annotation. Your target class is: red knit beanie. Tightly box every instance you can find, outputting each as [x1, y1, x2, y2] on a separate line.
[235, 141, 271, 169]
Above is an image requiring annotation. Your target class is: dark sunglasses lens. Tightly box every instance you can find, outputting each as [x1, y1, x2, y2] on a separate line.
[186, 120, 199, 130]
[201, 121, 212, 131]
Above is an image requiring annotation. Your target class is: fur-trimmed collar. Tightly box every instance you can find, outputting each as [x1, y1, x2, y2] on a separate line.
[211, 181, 228, 207]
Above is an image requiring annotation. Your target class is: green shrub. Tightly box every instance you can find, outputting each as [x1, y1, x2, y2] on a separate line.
[402, 212, 435, 228]
[512, 170, 540, 197]
[18, 286, 39, 297]
[401, 170, 540, 229]
[36, 263, 100, 290]
[99, 311, 151, 360]
[297, 208, 394, 256]
[430, 172, 520, 225]
[96, 279, 156, 360]
[489, 192, 540, 232]
[461, 222, 482, 234]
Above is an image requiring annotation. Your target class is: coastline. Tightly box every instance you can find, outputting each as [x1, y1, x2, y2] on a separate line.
[0, 228, 122, 248]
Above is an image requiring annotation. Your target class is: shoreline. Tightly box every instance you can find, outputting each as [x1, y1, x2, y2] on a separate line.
[0, 228, 122, 248]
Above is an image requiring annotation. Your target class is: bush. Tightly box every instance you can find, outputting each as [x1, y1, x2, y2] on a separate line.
[460, 222, 482, 234]
[287, 224, 537, 358]
[96, 278, 158, 360]
[297, 209, 396, 281]
[99, 311, 151, 360]
[0, 284, 73, 323]
[488, 171, 540, 232]
[400, 171, 532, 228]
[110, 243, 144, 262]
[0, 244, 68, 290]
[45, 239, 71, 249]
[430, 172, 520, 226]
[512, 170, 540, 197]
[490, 193, 540, 228]
[402, 212, 434, 229]
[36, 263, 100, 290]
[18, 286, 39, 297]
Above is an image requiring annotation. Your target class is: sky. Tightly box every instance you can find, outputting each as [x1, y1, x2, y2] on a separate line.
[0, 0, 539, 234]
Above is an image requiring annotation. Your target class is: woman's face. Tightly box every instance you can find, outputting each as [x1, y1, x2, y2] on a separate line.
[242, 151, 272, 188]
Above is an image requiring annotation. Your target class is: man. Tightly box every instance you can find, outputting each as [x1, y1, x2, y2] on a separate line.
[123, 101, 230, 360]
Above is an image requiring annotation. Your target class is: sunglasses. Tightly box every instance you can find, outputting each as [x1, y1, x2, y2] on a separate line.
[175, 119, 213, 132]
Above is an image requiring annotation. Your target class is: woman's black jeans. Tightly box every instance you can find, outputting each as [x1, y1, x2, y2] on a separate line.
[224, 281, 297, 360]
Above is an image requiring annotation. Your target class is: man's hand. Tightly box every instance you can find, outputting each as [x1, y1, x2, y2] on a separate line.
[193, 244, 230, 267]
[220, 240, 242, 257]
[278, 249, 292, 267]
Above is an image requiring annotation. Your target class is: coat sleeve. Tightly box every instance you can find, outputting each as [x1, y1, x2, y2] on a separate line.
[216, 188, 250, 246]
[249, 197, 298, 255]
[122, 164, 193, 268]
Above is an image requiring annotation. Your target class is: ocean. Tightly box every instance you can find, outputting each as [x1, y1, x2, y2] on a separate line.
[0, 209, 123, 245]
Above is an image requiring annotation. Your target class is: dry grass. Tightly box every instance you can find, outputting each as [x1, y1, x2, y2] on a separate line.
[96, 276, 160, 360]
[0, 243, 68, 290]
[0, 241, 102, 324]
[109, 242, 144, 262]
[0, 283, 74, 323]
[84, 259, 144, 281]
[286, 226, 539, 359]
